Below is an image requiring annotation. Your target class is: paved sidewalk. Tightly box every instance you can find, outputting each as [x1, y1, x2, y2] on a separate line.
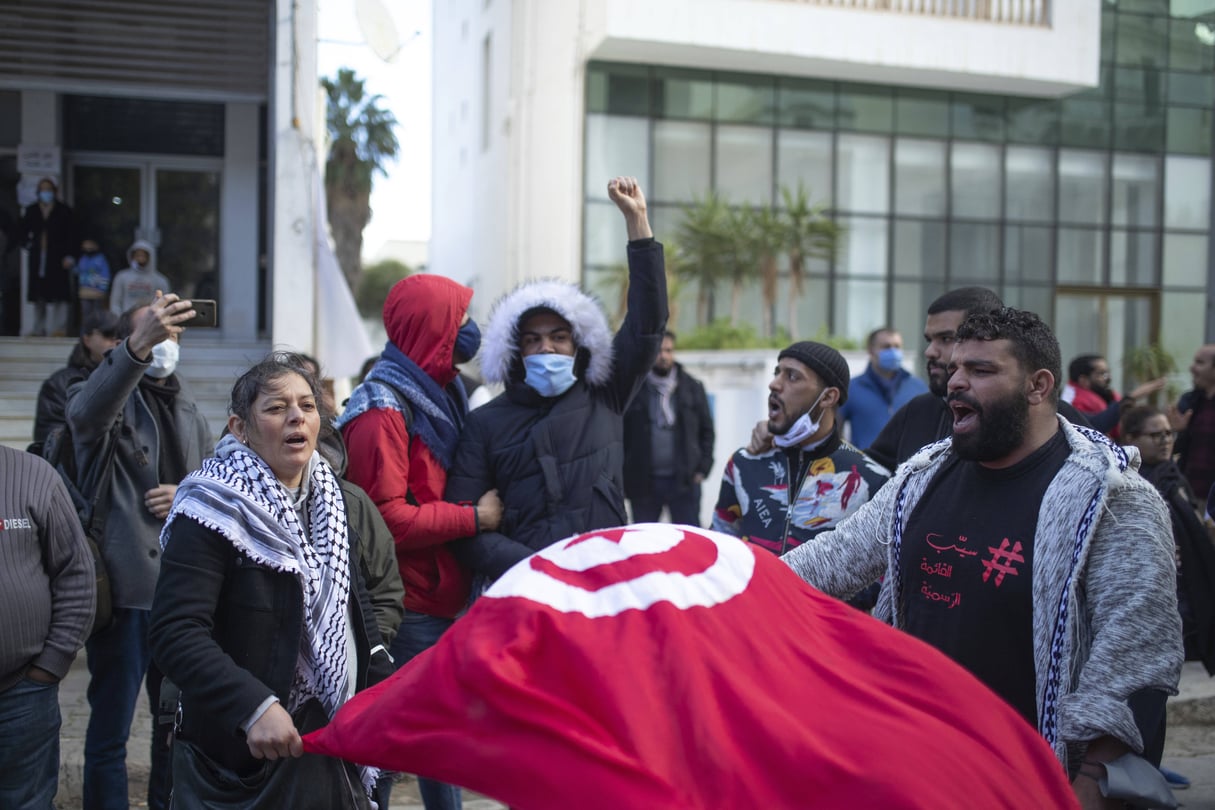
[54, 652, 1215, 809]
[55, 652, 503, 809]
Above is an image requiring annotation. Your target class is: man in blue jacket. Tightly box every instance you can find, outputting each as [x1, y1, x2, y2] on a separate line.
[838, 327, 928, 449]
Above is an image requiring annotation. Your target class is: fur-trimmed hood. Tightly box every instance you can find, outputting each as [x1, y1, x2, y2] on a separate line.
[480, 279, 614, 386]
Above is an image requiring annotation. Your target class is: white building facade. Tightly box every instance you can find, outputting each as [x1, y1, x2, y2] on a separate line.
[431, 0, 1215, 379]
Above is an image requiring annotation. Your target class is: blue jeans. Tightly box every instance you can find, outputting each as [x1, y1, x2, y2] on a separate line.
[83, 607, 168, 810]
[375, 611, 461, 810]
[0, 676, 60, 810]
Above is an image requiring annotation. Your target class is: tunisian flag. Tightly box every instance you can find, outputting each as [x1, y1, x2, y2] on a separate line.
[306, 524, 1077, 809]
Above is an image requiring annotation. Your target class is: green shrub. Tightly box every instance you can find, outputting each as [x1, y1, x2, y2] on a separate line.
[356, 259, 412, 319]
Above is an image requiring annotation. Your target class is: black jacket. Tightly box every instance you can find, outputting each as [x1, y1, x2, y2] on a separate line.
[30, 342, 95, 452]
[622, 364, 714, 496]
[865, 392, 1092, 472]
[445, 241, 667, 580]
[149, 517, 391, 775]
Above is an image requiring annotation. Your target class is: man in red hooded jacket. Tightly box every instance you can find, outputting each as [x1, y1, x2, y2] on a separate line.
[337, 274, 502, 810]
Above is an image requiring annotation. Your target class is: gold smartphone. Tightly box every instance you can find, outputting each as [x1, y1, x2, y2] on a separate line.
[182, 299, 218, 328]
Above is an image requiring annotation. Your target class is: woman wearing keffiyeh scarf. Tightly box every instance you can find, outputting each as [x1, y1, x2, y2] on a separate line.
[149, 354, 390, 809]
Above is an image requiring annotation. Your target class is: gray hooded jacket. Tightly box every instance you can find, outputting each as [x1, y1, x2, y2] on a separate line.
[782, 416, 1183, 766]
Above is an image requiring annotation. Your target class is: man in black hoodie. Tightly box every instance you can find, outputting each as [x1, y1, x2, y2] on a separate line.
[29, 309, 120, 455]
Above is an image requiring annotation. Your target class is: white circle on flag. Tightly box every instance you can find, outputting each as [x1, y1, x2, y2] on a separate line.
[484, 523, 756, 618]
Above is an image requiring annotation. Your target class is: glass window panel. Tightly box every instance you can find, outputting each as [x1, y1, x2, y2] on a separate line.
[64, 95, 224, 156]
[895, 89, 950, 137]
[833, 277, 888, 345]
[584, 201, 628, 266]
[1120, 0, 1169, 11]
[0, 91, 18, 146]
[1005, 225, 1054, 283]
[837, 134, 890, 214]
[584, 115, 650, 198]
[1171, 1, 1215, 16]
[648, 204, 683, 246]
[837, 216, 888, 278]
[72, 166, 142, 278]
[778, 78, 835, 130]
[950, 223, 1000, 284]
[837, 84, 893, 133]
[1000, 285, 1055, 323]
[716, 74, 776, 124]
[1058, 150, 1109, 226]
[952, 93, 1005, 141]
[1113, 67, 1164, 104]
[894, 138, 947, 216]
[1160, 291, 1205, 373]
[951, 142, 1002, 220]
[654, 69, 714, 119]
[1171, 18, 1215, 71]
[1113, 102, 1166, 151]
[1167, 106, 1213, 154]
[777, 130, 833, 207]
[1169, 70, 1215, 105]
[894, 279, 947, 358]
[715, 125, 774, 205]
[1162, 232, 1208, 286]
[1103, 9, 1118, 60]
[653, 120, 711, 203]
[1116, 13, 1170, 67]
[586, 64, 651, 116]
[1111, 153, 1160, 227]
[156, 169, 221, 298]
[1006, 97, 1059, 144]
[1110, 229, 1159, 285]
[1057, 227, 1106, 285]
[1005, 146, 1056, 222]
[893, 219, 946, 280]
[1165, 155, 1211, 227]
[1060, 98, 1111, 148]
[789, 276, 831, 340]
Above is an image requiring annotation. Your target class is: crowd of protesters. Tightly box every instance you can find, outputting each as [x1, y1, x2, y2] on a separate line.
[4, 175, 1215, 810]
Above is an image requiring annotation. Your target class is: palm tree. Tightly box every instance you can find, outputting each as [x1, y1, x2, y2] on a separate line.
[778, 183, 840, 340]
[322, 68, 400, 291]
[676, 192, 733, 326]
[752, 206, 783, 339]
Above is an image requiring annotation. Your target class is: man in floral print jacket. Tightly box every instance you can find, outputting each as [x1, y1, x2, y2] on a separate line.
[711, 340, 889, 557]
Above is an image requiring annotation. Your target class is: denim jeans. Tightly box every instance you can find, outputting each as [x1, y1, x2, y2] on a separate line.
[630, 477, 703, 527]
[375, 610, 461, 810]
[0, 676, 60, 810]
[83, 607, 168, 810]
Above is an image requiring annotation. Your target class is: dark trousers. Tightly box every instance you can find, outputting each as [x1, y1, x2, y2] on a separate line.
[0, 677, 60, 809]
[375, 611, 461, 810]
[83, 608, 170, 810]
[630, 476, 703, 526]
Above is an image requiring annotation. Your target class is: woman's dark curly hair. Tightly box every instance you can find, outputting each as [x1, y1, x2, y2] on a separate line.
[229, 351, 323, 421]
[955, 307, 1062, 402]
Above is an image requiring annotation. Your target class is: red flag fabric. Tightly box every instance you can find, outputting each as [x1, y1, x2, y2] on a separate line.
[305, 524, 1078, 809]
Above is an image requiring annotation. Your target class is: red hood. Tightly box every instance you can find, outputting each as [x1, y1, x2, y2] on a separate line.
[383, 274, 473, 385]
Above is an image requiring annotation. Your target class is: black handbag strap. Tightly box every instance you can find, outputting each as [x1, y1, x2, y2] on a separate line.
[81, 417, 124, 539]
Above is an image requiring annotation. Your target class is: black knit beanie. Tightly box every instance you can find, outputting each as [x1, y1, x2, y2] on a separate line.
[777, 341, 851, 405]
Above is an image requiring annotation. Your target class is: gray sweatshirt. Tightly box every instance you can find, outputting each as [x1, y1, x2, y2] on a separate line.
[0, 446, 95, 691]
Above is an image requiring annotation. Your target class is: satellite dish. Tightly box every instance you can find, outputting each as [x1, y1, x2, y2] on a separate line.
[354, 0, 403, 63]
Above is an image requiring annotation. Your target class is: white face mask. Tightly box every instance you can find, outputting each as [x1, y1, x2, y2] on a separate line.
[773, 390, 827, 448]
[146, 339, 179, 379]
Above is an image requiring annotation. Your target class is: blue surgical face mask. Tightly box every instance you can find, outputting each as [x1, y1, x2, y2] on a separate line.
[877, 347, 904, 372]
[454, 319, 481, 363]
[38, 190, 55, 205]
[523, 353, 577, 398]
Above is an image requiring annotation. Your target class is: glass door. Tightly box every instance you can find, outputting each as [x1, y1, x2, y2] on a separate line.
[1055, 290, 1158, 390]
[70, 160, 221, 309]
[71, 165, 143, 285]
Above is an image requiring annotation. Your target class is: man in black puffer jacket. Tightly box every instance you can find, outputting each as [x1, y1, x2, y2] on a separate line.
[445, 176, 667, 581]
[29, 309, 119, 455]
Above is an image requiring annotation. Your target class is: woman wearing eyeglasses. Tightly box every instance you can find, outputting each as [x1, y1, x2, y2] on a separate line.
[1122, 405, 1215, 792]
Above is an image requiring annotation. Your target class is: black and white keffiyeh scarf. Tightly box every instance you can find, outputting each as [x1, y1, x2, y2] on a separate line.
[161, 434, 353, 722]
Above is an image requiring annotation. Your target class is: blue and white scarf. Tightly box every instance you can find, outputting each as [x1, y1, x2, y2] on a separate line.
[336, 342, 468, 469]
